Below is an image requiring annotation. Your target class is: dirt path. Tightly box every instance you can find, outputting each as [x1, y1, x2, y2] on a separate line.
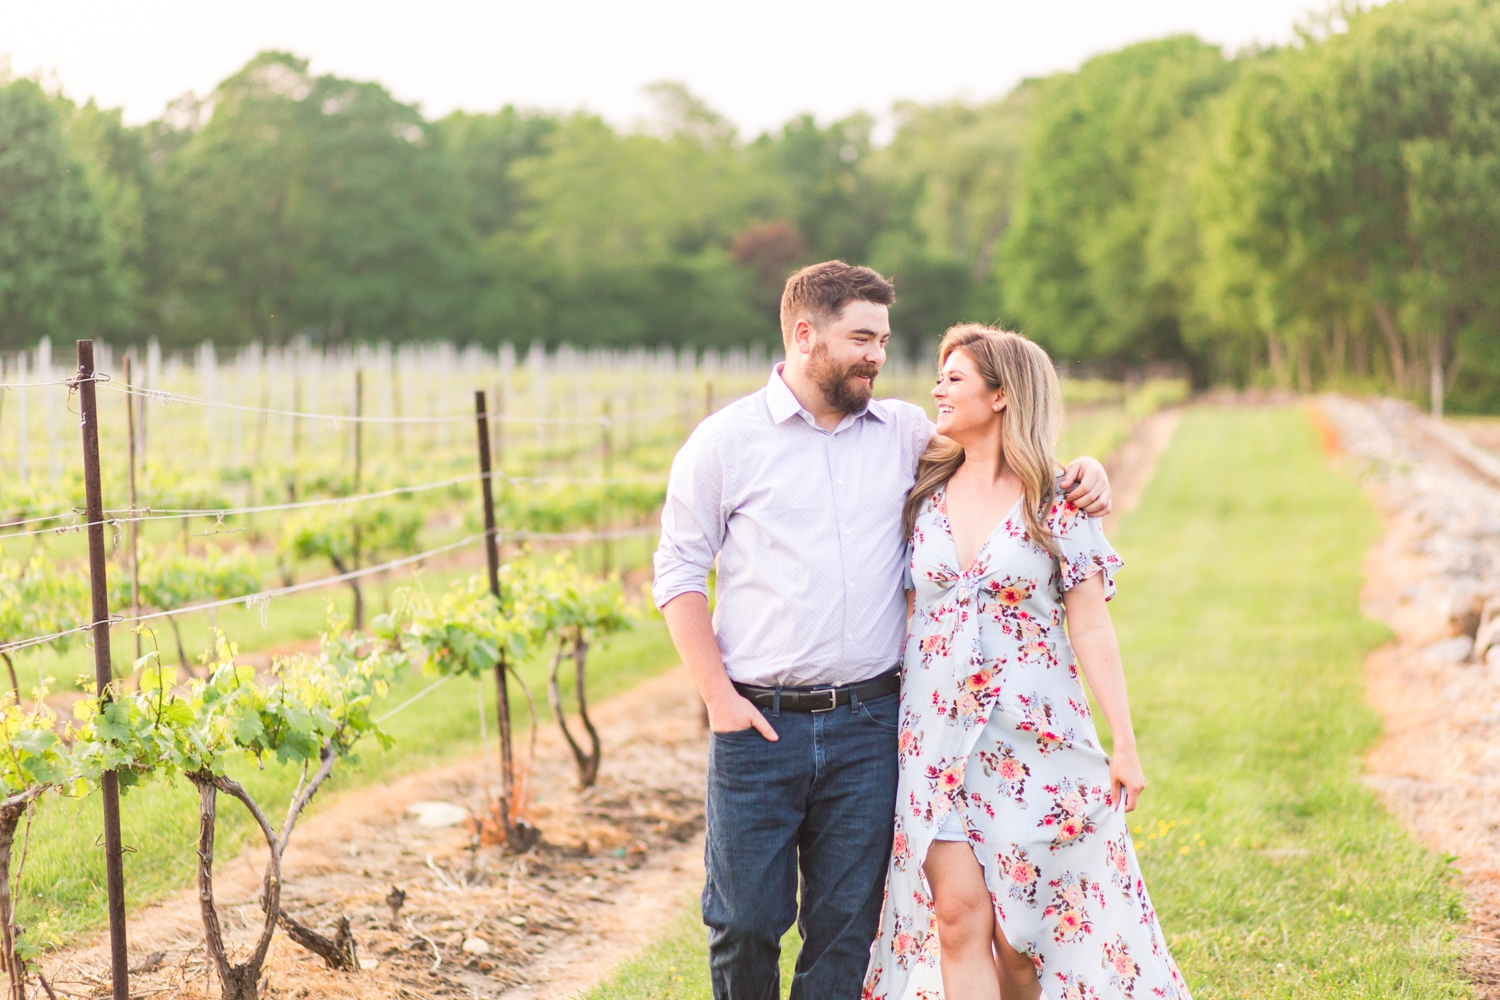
[1102, 407, 1181, 532]
[34, 665, 709, 1000]
[1321, 396, 1500, 996]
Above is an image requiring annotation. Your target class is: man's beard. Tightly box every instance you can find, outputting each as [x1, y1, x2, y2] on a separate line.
[808, 342, 880, 413]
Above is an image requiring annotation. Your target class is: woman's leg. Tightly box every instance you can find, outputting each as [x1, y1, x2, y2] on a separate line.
[925, 841, 1003, 1000]
[992, 925, 1041, 1000]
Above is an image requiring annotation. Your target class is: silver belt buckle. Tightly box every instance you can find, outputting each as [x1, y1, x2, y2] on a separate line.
[809, 687, 838, 712]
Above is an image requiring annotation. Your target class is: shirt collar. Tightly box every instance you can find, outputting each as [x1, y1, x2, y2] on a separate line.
[766, 363, 886, 427]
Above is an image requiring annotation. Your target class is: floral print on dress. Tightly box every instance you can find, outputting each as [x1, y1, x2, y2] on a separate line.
[863, 487, 1189, 1000]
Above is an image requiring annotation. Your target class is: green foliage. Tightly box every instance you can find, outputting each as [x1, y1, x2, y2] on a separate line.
[518, 553, 629, 642]
[379, 555, 628, 676]
[1000, 36, 1237, 366]
[280, 501, 423, 573]
[0, 551, 88, 650]
[72, 625, 397, 788]
[0, 689, 73, 797]
[491, 481, 666, 534]
[153, 52, 473, 345]
[0, 76, 122, 346]
[71, 653, 201, 787]
[111, 545, 260, 613]
[10, 10, 1500, 402]
[868, 89, 1036, 345]
[1192, 0, 1500, 401]
[377, 575, 528, 677]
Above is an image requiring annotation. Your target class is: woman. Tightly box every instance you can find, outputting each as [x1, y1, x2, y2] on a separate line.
[864, 325, 1188, 1000]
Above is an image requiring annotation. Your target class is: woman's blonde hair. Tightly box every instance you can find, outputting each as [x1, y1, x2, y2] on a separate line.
[903, 324, 1063, 557]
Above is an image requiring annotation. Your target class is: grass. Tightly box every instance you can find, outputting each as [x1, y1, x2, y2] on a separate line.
[18, 601, 680, 948]
[584, 405, 1471, 999]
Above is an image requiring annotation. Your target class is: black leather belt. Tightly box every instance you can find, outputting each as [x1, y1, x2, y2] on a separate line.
[733, 668, 901, 713]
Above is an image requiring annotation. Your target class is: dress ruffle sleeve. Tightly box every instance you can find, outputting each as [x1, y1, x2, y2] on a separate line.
[1047, 496, 1123, 601]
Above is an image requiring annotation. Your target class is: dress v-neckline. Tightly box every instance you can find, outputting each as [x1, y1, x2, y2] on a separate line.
[938, 485, 1024, 576]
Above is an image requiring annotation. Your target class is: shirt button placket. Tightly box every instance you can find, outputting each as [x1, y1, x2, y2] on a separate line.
[832, 430, 853, 654]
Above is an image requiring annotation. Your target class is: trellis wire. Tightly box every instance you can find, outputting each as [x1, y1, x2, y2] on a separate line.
[99, 381, 654, 426]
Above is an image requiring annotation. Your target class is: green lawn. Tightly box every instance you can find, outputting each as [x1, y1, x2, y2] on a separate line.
[19, 604, 679, 948]
[585, 406, 1471, 999]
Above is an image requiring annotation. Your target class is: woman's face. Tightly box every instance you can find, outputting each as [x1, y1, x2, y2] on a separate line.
[932, 348, 1004, 441]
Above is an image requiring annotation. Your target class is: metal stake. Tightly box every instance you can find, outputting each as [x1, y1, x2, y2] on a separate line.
[475, 391, 516, 843]
[76, 340, 129, 1000]
[124, 353, 140, 663]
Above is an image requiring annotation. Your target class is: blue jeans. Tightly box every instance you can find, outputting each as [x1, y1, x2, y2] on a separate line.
[703, 690, 900, 1000]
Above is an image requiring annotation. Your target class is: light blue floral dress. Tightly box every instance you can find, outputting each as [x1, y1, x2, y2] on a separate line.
[863, 487, 1190, 1000]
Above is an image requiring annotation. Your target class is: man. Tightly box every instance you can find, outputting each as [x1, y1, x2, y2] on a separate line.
[652, 261, 1112, 1000]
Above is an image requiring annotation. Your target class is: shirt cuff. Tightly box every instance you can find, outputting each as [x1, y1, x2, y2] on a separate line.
[651, 575, 710, 610]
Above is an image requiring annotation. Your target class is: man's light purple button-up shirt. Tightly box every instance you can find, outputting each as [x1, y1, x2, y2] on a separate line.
[652, 365, 934, 687]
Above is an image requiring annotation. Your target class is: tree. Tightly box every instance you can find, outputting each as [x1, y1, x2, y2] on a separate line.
[155, 52, 473, 346]
[479, 93, 772, 349]
[868, 90, 1037, 350]
[1000, 37, 1237, 369]
[750, 112, 889, 267]
[59, 98, 154, 335]
[0, 77, 121, 347]
[1192, 0, 1500, 406]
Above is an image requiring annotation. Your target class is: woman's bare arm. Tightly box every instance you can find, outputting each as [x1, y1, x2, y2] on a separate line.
[1062, 572, 1145, 810]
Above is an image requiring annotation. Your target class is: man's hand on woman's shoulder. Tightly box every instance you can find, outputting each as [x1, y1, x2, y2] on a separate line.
[1061, 456, 1112, 517]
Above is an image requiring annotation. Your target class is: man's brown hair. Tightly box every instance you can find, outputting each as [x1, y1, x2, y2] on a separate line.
[779, 261, 896, 344]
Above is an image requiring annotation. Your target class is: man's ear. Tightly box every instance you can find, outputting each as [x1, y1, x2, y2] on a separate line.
[792, 318, 817, 356]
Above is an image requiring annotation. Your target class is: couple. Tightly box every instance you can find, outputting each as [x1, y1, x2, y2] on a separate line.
[653, 262, 1188, 1000]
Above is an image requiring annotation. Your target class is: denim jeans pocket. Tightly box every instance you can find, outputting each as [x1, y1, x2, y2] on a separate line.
[858, 694, 900, 731]
[711, 725, 763, 740]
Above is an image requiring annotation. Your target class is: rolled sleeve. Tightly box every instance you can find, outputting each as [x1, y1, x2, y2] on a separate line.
[652, 424, 728, 608]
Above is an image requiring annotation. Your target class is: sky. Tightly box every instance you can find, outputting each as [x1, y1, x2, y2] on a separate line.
[0, 1, 1340, 136]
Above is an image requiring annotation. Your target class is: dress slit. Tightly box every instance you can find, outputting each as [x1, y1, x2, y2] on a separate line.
[919, 814, 1034, 965]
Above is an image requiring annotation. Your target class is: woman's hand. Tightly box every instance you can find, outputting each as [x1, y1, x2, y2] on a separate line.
[1109, 743, 1146, 812]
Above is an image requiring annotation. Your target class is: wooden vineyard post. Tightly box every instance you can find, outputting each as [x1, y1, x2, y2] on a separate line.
[353, 369, 363, 492]
[475, 391, 519, 848]
[288, 375, 303, 503]
[75, 340, 130, 1000]
[494, 381, 505, 478]
[350, 370, 364, 627]
[390, 354, 404, 460]
[124, 353, 141, 662]
[600, 401, 613, 577]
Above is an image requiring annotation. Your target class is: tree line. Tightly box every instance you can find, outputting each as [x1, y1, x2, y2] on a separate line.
[1, 0, 1497, 409]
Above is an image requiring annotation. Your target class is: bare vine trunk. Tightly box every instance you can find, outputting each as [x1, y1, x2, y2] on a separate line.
[167, 614, 191, 675]
[327, 555, 363, 632]
[1, 655, 17, 699]
[0, 795, 37, 1000]
[277, 912, 356, 970]
[548, 630, 602, 788]
[492, 657, 539, 853]
[192, 774, 281, 1000]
